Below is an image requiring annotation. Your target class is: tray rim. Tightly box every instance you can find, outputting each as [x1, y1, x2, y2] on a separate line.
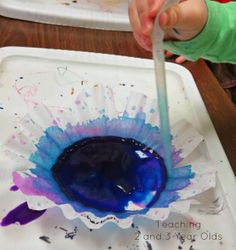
[0, 0, 131, 31]
[0, 46, 235, 224]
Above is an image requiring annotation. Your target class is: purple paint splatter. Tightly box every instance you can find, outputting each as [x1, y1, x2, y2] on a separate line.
[10, 185, 19, 191]
[1, 202, 46, 227]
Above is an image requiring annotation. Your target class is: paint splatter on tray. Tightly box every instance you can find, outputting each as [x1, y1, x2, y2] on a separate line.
[1, 86, 215, 229]
[57, 0, 128, 13]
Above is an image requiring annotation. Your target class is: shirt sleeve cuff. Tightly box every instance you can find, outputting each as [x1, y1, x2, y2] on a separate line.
[163, 0, 222, 61]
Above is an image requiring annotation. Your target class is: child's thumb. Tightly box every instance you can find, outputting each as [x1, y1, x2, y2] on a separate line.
[159, 6, 181, 30]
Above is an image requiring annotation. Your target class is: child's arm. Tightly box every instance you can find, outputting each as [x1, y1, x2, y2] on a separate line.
[129, 0, 236, 63]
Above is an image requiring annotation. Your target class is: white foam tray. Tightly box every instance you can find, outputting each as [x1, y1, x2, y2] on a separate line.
[0, 0, 131, 31]
[0, 47, 235, 250]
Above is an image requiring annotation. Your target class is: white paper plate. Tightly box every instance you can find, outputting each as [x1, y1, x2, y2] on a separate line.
[0, 47, 235, 250]
[0, 0, 131, 31]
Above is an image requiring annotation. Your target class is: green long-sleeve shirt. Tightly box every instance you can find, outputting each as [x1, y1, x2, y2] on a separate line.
[164, 0, 236, 63]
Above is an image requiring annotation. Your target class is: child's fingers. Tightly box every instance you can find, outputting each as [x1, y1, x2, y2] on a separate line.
[134, 0, 153, 35]
[159, 5, 180, 30]
[149, 0, 166, 18]
[175, 55, 187, 64]
[134, 33, 152, 51]
[160, 0, 207, 41]
[129, 0, 143, 37]
[165, 51, 174, 58]
[165, 51, 187, 64]
[129, 1, 152, 50]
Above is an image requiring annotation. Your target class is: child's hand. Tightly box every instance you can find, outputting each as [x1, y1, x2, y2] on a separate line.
[165, 51, 187, 64]
[128, 0, 208, 51]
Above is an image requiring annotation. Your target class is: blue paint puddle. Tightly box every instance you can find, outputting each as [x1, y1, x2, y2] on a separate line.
[1, 202, 46, 226]
[52, 136, 167, 213]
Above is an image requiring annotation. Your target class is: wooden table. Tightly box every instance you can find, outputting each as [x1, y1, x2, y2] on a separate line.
[0, 16, 236, 173]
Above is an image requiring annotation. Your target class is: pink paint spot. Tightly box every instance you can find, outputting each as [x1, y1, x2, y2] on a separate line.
[75, 100, 81, 105]
[14, 80, 39, 108]
[188, 216, 198, 227]
[19, 140, 26, 145]
[52, 120, 58, 126]
[139, 107, 143, 112]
